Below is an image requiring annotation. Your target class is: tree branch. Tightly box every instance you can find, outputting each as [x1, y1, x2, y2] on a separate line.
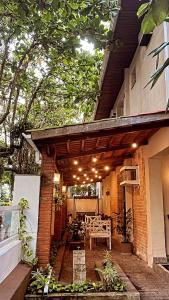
[0, 40, 38, 125]
[22, 78, 44, 124]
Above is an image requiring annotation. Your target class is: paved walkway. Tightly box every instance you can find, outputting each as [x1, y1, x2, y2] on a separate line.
[58, 241, 169, 300]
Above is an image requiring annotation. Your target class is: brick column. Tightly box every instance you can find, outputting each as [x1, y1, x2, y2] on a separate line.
[37, 150, 55, 266]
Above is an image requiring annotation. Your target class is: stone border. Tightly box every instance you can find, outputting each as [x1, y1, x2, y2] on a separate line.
[153, 263, 169, 281]
[25, 291, 139, 299]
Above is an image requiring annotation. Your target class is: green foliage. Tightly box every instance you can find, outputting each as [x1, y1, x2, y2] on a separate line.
[138, 1, 169, 89]
[71, 183, 96, 197]
[18, 198, 37, 265]
[138, 0, 169, 34]
[95, 252, 125, 292]
[0, 200, 12, 206]
[112, 208, 132, 243]
[29, 265, 53, 295]
[0, 0, 119, 177]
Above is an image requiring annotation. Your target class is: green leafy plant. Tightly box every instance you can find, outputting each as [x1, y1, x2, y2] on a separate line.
[96, 252, 125, 292]
[68, 218, 84, 241]
[28, 265, 53, 295]
[137, 0, 169, 89]
[54, 193, 66, 207]
[18, 198, 37, 265]
[0, 200, 12, 206]
[112, 208, 132, 243]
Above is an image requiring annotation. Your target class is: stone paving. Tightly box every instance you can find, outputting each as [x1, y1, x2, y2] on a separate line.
[58, 241, 169, 300]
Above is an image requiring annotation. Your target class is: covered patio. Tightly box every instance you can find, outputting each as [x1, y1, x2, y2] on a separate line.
[29, 111, 169, 266]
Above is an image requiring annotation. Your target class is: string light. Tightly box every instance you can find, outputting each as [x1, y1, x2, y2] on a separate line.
[131, 142, 138, 149]
[92, 168, 95, 172]
[73, 175, 76, 178]
[104, 166, 110, 171]
[84, 174, 87, 177]
[73, 160, 78, 165]
[90, 179, 93, 182]
[77, 177, 80, 180]
[92, 157, 97, 162]
[78, 167, 82, 172]
[95, 170, 98, 174]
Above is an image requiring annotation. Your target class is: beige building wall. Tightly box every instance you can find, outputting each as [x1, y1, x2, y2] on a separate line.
[161, 155, 169, 256]
[67, 198, 101, 216]
[113, 24, 168, 117]
[143, 127, 169, 266]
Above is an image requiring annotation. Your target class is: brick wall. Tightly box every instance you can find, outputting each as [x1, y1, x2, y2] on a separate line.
[102, 149, 148, 261]
[37, 150, 55, 266]
[132, 147, 147, 261]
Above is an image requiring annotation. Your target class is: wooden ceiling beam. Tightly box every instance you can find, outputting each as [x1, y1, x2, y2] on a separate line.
[81, 139, 85, 152]
[66, 140, 70, 154]
[55, 141, 147, 160]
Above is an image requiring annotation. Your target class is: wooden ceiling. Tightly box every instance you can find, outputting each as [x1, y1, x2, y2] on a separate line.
[31, 112, 169, 186]
[55, 128, 156, 185]
[94, 0, 146, 120]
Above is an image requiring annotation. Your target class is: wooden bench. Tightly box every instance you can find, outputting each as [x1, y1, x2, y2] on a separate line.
[89, 220, 111, 250]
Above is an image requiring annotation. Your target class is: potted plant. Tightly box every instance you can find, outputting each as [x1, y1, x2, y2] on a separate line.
[112, 208, 133, 253]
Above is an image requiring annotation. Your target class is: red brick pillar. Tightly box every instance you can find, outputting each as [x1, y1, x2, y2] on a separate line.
[37, 150, 55, 266]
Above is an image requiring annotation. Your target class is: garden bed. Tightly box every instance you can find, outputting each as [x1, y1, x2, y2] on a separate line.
[25, 256, 140, 300]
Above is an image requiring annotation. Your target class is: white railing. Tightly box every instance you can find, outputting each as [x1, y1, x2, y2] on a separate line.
[0, 205, 20, 244]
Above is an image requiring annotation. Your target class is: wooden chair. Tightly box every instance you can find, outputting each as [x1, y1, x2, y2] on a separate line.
[85, 215, 101, 231]
[89, 220, 111, 250]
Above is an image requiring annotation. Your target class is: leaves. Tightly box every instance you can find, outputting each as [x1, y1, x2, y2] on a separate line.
[138, 0, 169, 34]
[137, 3, 150, 18]
[146, 58, 169, 88]
[138, 0, 169, 88]
[0, 0, 112, 174]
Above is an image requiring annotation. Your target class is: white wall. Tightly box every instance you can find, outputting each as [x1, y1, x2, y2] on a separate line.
[13, 175, 40, 256]
[67, 198, 101, 216]
[113, 23, 168, 117]
[0, 239, 21, 283]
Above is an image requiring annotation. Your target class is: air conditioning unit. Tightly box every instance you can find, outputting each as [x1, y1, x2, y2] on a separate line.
[119, 166, 139, 186]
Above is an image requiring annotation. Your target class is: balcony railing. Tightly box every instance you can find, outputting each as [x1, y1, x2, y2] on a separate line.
[0, 205, 20, 243]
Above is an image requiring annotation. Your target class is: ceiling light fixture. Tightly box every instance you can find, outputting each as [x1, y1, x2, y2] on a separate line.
[84, 174, 87, 177]
[92, 168, 95, 172]
[95, 170, 98, 174]
[131, 142, 138, 149]
[92, 157, 97, 162]
[78, 167, 82, 172]
[77, 177, 80, 180]
[73, 175, 76, 178]
[73, 160, 78, 165]
[104, 166, 110, 171]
